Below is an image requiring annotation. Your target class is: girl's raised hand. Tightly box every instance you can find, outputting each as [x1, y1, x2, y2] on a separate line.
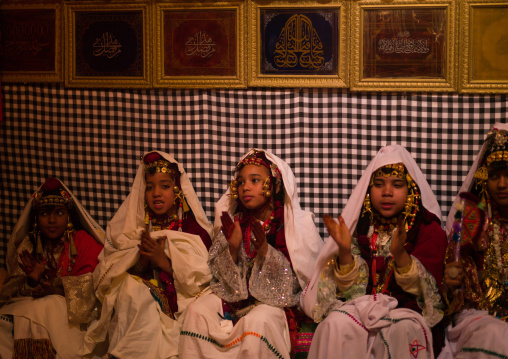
[251, 220, 268, 258]
[221, 211, 242, 263]
[324, 215, 351, 252]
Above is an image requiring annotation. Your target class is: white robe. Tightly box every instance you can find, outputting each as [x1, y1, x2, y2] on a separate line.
[84, 151, 213, 359]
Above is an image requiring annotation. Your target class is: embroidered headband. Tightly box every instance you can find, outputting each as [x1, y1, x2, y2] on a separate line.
[32, 177, 74, 209]
[235, 150, 282, 181]
[369, 162, 407, 186]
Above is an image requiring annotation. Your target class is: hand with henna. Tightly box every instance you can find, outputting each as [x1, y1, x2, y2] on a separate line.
[18, 250, 46, 286]
[251, 220, 268, 259]
[138, 229, 171, 274]
[221, 211, 242, 264]
[31, 279, 64, 298]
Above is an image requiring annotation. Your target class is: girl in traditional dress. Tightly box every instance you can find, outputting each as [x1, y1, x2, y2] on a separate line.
[84, 151, 212, 359]
[0, 177, 105, 359]
[439, 124, 508, 359]
[179, 149, 323, 358]
[301, 144, 447, 359]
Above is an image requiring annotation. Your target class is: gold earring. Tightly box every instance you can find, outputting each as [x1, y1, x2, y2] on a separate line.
[362, 194, 373, 221]
[66, 220, 74, 241]
[263, 177, 272, 198]
[230, 180, 238, 200]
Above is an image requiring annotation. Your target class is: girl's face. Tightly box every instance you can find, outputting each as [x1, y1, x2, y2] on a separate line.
[370, 175, 408, 219]
[145, 172, 177, 216]
[237, 164, 271, 211]
[487, 167, 508, 209]
[38, 206, 69, 241]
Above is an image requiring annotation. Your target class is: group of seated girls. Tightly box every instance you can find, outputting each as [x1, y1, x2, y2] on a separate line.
[1, 124, 508, 359]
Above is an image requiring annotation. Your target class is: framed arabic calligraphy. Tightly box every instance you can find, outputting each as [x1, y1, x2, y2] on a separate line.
[0, 2, 63, 83]
[459, 0, 508, 93]
[65, 2, 151, 88]
[248, 0, 348, 88]
[350, 0, 458, 92]
[153, 2, 246, 88]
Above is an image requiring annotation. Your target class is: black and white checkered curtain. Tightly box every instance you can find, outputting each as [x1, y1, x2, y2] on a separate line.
[1, 84, 506, 267]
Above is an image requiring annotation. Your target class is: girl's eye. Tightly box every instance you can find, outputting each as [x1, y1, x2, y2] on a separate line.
[252, 178, 260, 184]
[373, 182, 383, 188]
[40, 211, 48, 216]
[146, 185, 153, 191]
[163, 185, 170, 189]
[57, 210, 65, 216]
[238, 181, 245, 186]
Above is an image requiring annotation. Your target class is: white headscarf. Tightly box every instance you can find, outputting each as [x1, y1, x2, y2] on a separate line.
[301, 144, 442, 315]
[105, 151, 212, 252]
[445, 122, 508, 234]
[5, 178, 105, 274]
[213, 148, 324, 290]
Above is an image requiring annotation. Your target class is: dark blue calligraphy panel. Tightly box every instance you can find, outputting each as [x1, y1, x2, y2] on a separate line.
[261, 8, 339, 75]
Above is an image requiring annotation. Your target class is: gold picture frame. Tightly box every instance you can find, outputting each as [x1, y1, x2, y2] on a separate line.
[0, 2, 63, 83]
[350, 0, 457, 92]
[248, 0, 348, 88]
[65, 2, 151, 88]
[460, 0, 508, 93]
[153, 1, 246, 89]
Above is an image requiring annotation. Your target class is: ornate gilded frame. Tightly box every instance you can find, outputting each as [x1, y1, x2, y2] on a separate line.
[65, 2, 151, 88]
[350, 0, 457, 92]
[248, 0, 348, 88]
[460, 0, 508, 93]
[0, 2, 63, 83]
[153, 1, 246, 88]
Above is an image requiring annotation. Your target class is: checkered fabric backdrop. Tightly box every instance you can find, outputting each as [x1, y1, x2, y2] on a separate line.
[1, 84, 507, 267]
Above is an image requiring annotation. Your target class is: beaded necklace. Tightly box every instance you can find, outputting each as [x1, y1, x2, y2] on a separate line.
[145, 202, 183, 232]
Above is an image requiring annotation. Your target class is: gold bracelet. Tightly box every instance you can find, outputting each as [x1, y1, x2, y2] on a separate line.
[395, 258, 413, 274]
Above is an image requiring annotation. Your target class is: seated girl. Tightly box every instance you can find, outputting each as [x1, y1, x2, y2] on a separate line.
[179, 148, 323, 358]
[439, 124, 508, 359]
[0, 177, 104, 359]
[301, 144, 447, 359]
[84, 151, 212, 359]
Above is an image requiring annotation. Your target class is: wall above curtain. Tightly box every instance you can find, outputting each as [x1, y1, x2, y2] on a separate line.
[1, 0, 508, 93]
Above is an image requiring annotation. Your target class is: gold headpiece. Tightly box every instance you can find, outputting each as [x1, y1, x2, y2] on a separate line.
[369, 163, 406, 186]
[144, 159, 176, 176]
[474, 128, 508, 193]
[236, 150, 282, 181]
[32, 178, 73, 209]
